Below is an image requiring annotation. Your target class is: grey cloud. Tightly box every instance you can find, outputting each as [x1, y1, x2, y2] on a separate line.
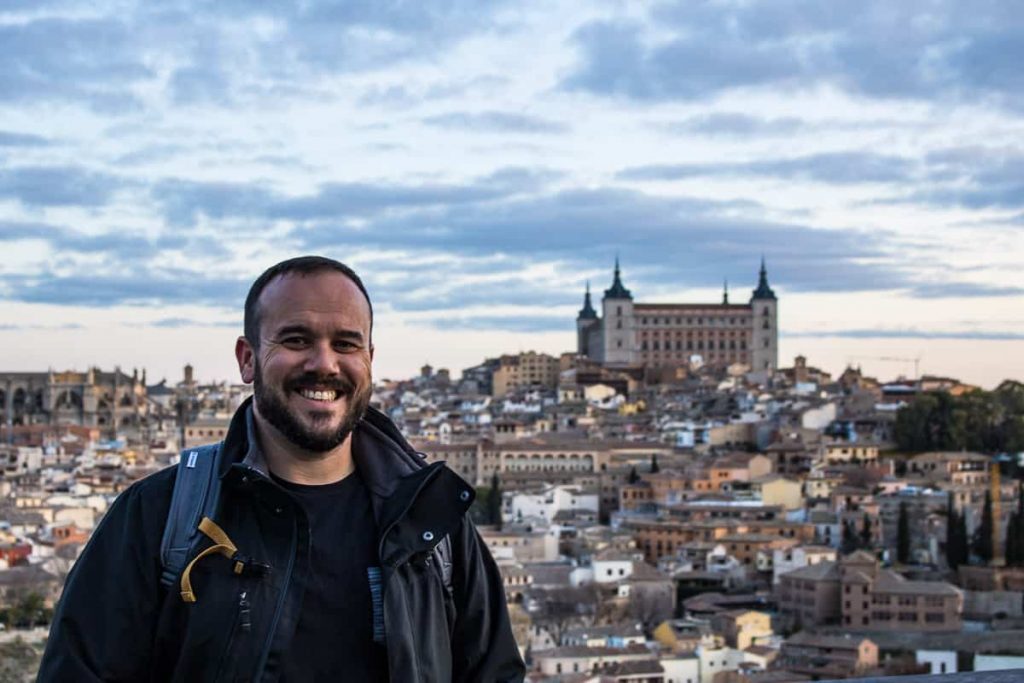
[295, 185, 909, 297]
[148, 317, 241, 329]
[892, 147, 1024, 209]
[618, 152, 916, 185]
[0, 18, 149, 110]
[2, 270, 247, 307]
[0, 131, 50, 147]
[562, 1, 1024, 109]
[785, 328, 1024, 341]
[417, 315, 569, 333]
[911, 282, 1024, 298]
[0, 323, 83, 331]
[0, 221, 57, 241]
[0, 2, 512, 112]
[663, 114, 807, 137]
[150, 167, 548, 226]
[0, 166, 124, 207]
[422, 111, 569, 134]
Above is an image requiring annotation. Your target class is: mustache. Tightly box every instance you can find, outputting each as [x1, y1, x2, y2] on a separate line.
[285, 374, 356, 394]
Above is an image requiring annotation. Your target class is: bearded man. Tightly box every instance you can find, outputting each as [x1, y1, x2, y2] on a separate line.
[39, 256, 525, 682]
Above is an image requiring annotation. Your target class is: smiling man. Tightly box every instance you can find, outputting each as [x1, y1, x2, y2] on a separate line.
[39, 256, 526, 682]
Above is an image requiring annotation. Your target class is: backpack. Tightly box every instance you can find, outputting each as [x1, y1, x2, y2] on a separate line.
[159, 444, 454, 597]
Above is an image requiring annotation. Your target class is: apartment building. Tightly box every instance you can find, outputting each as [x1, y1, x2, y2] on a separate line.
[778, 551, 962, 632]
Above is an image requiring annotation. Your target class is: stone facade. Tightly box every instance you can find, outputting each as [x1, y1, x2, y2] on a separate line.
[0, 368, 148, 438]
[576, 259, 779, 372]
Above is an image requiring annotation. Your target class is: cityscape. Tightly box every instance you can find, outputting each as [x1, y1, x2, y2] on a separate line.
[3, 0, 1024, 680]
[2, 262, 1022, 681]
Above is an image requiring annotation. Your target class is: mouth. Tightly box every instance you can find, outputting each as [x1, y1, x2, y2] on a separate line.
[296, 388, 340, 402]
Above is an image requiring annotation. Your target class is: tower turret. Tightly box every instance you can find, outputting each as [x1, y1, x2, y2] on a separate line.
[601, 258, 635, 366]
[751, 256, 776, 300]
[604, 256, 632, 300]
[750, 258, 778, 372]
[576, 282, 599, 357]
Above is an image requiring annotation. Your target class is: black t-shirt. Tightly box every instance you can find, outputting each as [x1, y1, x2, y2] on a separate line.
[271, 469, 388, 682]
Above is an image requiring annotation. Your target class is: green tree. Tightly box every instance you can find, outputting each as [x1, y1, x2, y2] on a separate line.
[897, 502, 911, 564]
[860, 513, 873, 549]
[973, 490, 994, 564]
[894, 384, 1024, 454]
[1007, 484, 1024, 566]
[841, 519, 859, 554]
[627, 466, 640, 484]
[946, 493, 969, 569]
[488, 472, 503, 530]
[650, 454, 660, 474]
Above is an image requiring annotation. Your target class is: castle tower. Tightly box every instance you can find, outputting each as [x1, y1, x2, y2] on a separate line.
[750, 257, 778, 372]
[601, 258, 635, 366]
[576, 281, 599, 357]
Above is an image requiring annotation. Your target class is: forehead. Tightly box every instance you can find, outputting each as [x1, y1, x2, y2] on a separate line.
[256, 270, 371, 333]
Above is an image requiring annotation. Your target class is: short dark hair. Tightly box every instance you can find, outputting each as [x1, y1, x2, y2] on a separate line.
[243, 255, 373, 348]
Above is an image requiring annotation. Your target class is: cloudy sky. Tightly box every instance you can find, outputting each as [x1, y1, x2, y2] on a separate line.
[1, 0, 1022, 388]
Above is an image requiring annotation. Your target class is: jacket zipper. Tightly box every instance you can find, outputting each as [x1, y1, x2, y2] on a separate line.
[242, 467, 299, 682]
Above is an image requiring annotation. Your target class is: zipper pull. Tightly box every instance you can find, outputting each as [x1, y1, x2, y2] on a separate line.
[239, 591, 251, 633]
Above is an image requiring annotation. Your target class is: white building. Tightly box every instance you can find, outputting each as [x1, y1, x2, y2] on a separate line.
[916, 649, 957, 675]
[504, 484, 599, 523]
[772, 545, 837, 585]
[661, 655, 700, 683]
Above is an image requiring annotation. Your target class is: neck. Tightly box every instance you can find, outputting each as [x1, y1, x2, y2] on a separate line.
[253, 413, 355, 485]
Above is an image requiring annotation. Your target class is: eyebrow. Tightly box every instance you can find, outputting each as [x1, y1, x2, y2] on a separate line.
[273, 324, 365, 343]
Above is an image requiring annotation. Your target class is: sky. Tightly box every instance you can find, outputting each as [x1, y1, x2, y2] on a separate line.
[1, 0, 1022, 389]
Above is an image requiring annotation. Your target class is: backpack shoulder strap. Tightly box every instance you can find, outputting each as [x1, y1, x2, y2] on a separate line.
[159, 442, 224, 589]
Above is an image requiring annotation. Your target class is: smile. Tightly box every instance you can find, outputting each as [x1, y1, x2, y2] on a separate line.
[297, 389, 339, 402]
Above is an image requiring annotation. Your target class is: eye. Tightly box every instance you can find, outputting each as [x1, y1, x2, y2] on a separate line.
[281, 336, 309, 349]
[333, 340, 359, 351]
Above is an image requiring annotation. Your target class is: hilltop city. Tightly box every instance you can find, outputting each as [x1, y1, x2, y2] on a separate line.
[2, 262, 1024, 680]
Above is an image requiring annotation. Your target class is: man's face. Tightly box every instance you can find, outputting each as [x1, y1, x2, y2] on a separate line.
[236, 270, 374, 453]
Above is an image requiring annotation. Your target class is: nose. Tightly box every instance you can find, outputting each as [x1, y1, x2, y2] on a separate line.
[303, 339, 339, 376]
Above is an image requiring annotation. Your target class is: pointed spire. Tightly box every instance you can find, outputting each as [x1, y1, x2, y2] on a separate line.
[751, 257, 776, 300]
[722, 279, 729, 305]
[604, 257, 632, 299]
[578, 280, 597, 319]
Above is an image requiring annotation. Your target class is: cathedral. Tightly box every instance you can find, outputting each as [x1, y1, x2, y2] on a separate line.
[576, 260, 779, 372]
[0, 367, 149, 437]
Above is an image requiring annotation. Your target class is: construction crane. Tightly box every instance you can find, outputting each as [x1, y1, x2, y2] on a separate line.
[846, 355, 922, 379]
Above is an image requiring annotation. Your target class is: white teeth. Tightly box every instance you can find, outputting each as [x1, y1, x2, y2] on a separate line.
[299, 389, 337, 401]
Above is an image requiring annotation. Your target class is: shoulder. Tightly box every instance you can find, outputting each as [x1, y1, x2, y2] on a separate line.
[121, 464, 177, 506]
[99, 464, 178, 536]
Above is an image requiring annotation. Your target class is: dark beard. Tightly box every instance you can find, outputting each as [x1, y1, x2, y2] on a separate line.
[253, 365, 371, 453]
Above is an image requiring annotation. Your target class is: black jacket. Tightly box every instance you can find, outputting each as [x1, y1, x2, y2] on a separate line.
[38, 400, 526, 682]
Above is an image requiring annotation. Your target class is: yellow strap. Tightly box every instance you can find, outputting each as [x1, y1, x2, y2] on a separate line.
[180, 517, 239, 603]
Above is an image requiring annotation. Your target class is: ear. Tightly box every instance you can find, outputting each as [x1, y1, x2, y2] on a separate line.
[235, 336, 256, 384]
[369, 344, 375, 362]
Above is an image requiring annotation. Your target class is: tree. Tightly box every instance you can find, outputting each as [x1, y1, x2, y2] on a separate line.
[894, 385, 1024, 454]
[627, 466, 640, 484]
[897, 502, 911, 564]
[629, 584, 674, 636]
[973, 490, 994, 564]
[945, 493, 969, 569]
[1008, 484, 1024, 566]
[650, 454, 660, 474]
[489, 472, 503, 530]
[841, 519, 859, 554]
[859, 513, 873, 549]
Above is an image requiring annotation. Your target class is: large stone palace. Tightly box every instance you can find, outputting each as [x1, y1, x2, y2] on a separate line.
[576, 260, 778, 372]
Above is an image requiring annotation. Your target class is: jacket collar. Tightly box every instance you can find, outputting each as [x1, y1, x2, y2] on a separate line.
[220, 396, 474, 564]
[221, 396, 429, 501]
